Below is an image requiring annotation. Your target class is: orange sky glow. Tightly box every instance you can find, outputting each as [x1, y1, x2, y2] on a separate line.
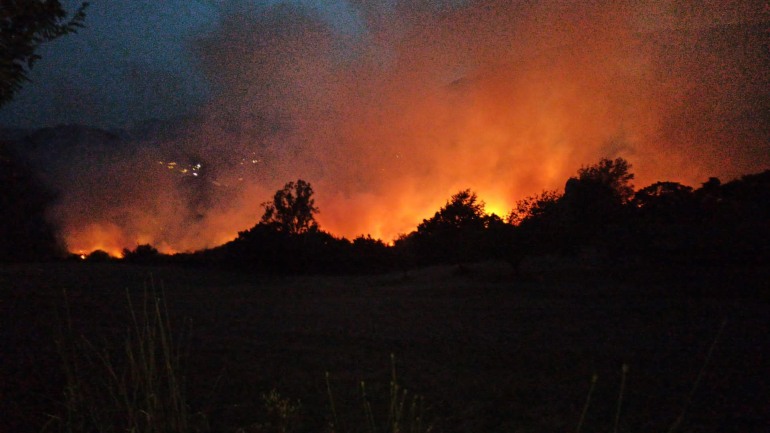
[58, 0, 770, 256]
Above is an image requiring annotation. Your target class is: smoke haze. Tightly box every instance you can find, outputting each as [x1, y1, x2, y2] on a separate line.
[31, 0, 770, 254]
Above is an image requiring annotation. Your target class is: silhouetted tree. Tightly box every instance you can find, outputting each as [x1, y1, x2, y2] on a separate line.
[217, 180, 393, 274]
[560, 158, 634, 239]
[507, 190, 562, 226]
[506, 189, 566, 259]
[225, 223, 290, 270]
[85, 249, 112, 262]
[122, 244, 160, 263]
[720, 170, 770, 217]
[699, 177, 722, 196]
[349, 234, 394, 272]
[616, 181, 698, 261]
[222, 221, 372, 274]
[0, 1, 88, 105]
[634, 182, 693, 209]
[260, 179, 319, 234]
[575, 157, 635, 204]
[401, 189, 493, 265]
[701, 170, 770, 264]
[417, 189, 486, 233]
[633, 181, 695, 222]
[483, 212, 517, 261]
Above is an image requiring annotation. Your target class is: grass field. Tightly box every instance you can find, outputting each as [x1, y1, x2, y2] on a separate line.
[1, 261, 768, 432]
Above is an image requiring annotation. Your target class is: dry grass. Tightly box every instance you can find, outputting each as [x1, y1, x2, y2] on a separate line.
[43, 285, 206, 433]
[0, 262, 766, 432]
[325, 354, 431, 433]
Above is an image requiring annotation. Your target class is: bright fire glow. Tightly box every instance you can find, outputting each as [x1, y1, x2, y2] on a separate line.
[50, 1, 769, 255]
[66, 223, 127, 258]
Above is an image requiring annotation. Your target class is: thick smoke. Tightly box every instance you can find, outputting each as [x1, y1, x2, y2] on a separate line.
[54, 0, 770, 253]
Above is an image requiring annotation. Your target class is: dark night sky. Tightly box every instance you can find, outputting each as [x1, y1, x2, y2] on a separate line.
[0, 0, 362, 128]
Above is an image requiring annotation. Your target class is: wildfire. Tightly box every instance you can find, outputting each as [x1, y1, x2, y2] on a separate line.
[65, 223, 129, 258]
[483, 201, 509, 219]
[55, 1, 768, 256]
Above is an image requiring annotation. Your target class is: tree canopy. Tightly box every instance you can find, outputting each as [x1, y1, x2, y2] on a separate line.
[573, 157, 635, 204]
[416, 189, 486, 234]
[0, 0, 88, 105]
[507, 190, 561, 226]
[260, 179, 319, 234]
[395, 189, 515, 265]
[633, 181, 694, 212]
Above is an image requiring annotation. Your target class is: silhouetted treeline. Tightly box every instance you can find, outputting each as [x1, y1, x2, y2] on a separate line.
[2, 148, 769, 278]
[622, 172, 770, 265]
[172, 180, 395, 274]
[508, 159, 770, 268]
[181, 161, 769, 276]
[393, 189, 513, 267]
[198, 226, 395, 275]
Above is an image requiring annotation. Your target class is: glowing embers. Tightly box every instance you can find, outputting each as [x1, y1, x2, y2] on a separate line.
[483, 201, 508, 219]
[65, 223, 127, 259]
[157, 160, 203, 177]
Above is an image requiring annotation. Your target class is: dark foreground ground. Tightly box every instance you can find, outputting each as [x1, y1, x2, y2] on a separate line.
[1, 261, 768, 433]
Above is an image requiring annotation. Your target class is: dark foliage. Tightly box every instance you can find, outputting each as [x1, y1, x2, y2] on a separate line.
[0, 141, 62, 261]
[0, 0, 88, 105]
[633, 181, 696, 220]
[260, 179, 319, 235]
[507, 190, 561, 226]
[196, 180, 395, 274]
[508, 158, 636, 258]
[576, 157, 635, 203]
[85, 249, 112, 262]
[122, 244, 161, 264]
[114, 162, 770, 282]
[396, 189, 515, 266]
[4, 129, 769, 282]
[560, 158, 634, 234]
[349, 234, 396, 272]
[595, 169, 770, 267]
[207, 224, 395, 275]
[504, 159, 770, 275]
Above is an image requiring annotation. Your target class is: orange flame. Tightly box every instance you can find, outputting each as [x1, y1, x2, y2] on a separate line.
[57, 1, 769, 254]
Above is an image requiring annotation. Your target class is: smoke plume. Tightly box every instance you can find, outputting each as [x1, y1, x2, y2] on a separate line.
[51, 0, 770, 254]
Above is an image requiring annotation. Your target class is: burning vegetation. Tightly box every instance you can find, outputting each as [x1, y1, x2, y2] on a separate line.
[1, 1, 768, 265]
[28, 158, 766, 280]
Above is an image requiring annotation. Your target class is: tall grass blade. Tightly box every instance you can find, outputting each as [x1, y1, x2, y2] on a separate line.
[48, 281, 197, 433]
[666, 318, 728, 433]
[360, 381, 377, 433]
[613, 364, 629, 433]
[575, 373, 598, 433]
[325, 372, 344, 433]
